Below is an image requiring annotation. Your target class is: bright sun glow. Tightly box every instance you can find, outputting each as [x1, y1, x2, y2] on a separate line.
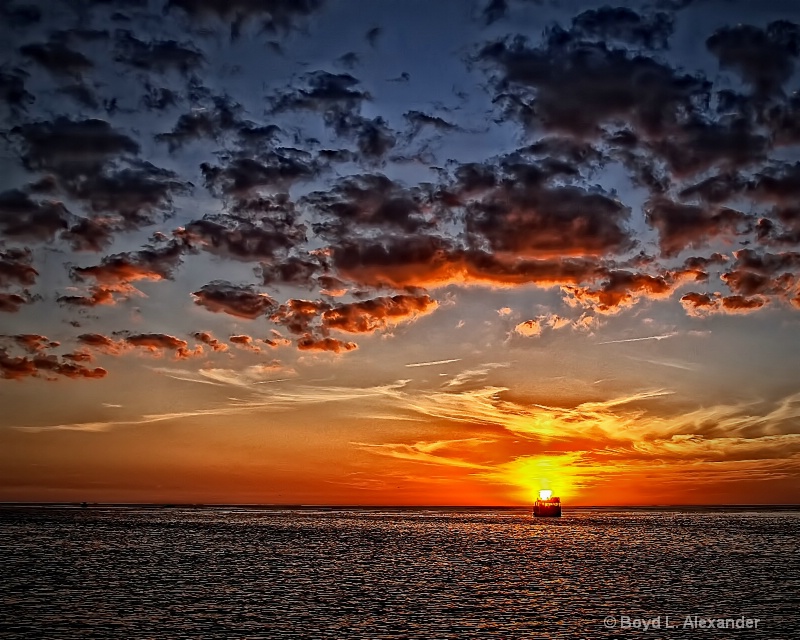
[539, 489, 552, 500]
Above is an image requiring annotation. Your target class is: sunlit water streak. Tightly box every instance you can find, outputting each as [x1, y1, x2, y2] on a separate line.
[1, 507, 798, 638]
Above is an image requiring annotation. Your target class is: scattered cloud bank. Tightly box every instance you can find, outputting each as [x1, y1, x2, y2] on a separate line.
[1, 0, 800, 382]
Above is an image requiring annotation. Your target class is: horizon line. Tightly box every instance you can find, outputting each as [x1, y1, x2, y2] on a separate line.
[1, 502, 799, 509]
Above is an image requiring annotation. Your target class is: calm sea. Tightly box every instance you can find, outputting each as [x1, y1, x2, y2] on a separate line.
[1, 507, 798, 639]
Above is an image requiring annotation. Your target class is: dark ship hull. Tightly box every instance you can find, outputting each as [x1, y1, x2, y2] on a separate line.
[533, 498, 562, 517]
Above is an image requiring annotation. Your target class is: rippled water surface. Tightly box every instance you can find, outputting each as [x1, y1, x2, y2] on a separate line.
[1, 507, 799, 638]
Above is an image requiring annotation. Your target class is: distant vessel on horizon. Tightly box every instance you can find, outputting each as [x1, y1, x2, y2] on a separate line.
[533, 490, 561, 517]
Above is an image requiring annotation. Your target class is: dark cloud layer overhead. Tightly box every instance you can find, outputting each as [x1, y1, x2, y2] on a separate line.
[0, 0, 799, 372]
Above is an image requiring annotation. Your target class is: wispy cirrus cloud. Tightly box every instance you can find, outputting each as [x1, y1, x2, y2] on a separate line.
[405, 358, 462, 368]
[598, 332, 678, 345]
[353, 438, 495, 470]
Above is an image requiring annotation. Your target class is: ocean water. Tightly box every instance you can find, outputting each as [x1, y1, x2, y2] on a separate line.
[1, 507, 798, 639]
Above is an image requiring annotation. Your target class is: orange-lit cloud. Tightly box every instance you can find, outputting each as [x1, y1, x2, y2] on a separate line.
[229, 334, 263, 353]
[58, 283, 144, 306]
[1, 349, 107, 380]
[192, 331, 228, 352]
[77, 333, 129, 355]
[297, 335, 358, 353]
[513, 313, 571, 337]
[124, 333, 202, 359]
[71, 241, 185, 283]
[680, 292, 767, 316]
[321, 294, 438, 333]
[563, 270, 676, 313]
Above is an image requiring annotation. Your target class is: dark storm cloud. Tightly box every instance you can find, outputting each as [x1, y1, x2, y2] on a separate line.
[63, 162, 190, 227]
[719, 249, 800, 305]
[336, 52, 359, 69]
[27, 176, 58, 195]
[325, 113, 396, 160]
[0, 247, 38, 287]
[176, 206, 305, 262]
[50, 28, 111, 44]
[482, 0, 508, 26]
[19, 40, 93, 77]
[200, 150, 318, 196]
[607, 139, 670, 195]
[678, 173, 745, 204]
[0, 292, 34, 313]
[569, 7, 674, 49]
[478, 35, 709, 137]
[651, 118, 768, 178]
[520, 137, 605, 167]
[706, 21, 800, 96]
[0, 190, 70, 242]
[756, 208, 800, 247]
[165, 0, 324, 34]
[747, 162, 800, 204]
[237, 126, 284, 155]
[316, 148, 356, 165]
[114, 30, 205, 74]
[269, 71, 369, 115]
[0, 350, 107, 380]
[258, 256, 320, 287]
[403, 111, 460, 139]
[331, 236, 608, 290]
[11, 117, 140, 177]
[88, 0, 149, 7]
[645, 198, 750, 258]
[140, 83, 180, 112]
[0, 3, 41, 29]
[71, 240, 187, 284]
[720, 269, 783, 297]
[448, 163, 498, 200]
[192, 281, 276, 319]
[728, 249, 800, 276]
[296, 335, 357, 354]
[404, 111, 457, 131]
[365, 27, 382, 47]
[464, 170, 633, 258]
[765, 93, 800, 145]
[0, 68, 35, 115]
[62, 218, 115, 252]
[155, 96, 241, 151]
[2, 0, 798, 374]
[58, 83, 100, 110]
[682, 253, 728, 280]
[305, 174, 431, 236]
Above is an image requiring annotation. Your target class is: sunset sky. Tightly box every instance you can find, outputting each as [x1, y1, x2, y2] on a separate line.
[2, 0, 800, 505]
